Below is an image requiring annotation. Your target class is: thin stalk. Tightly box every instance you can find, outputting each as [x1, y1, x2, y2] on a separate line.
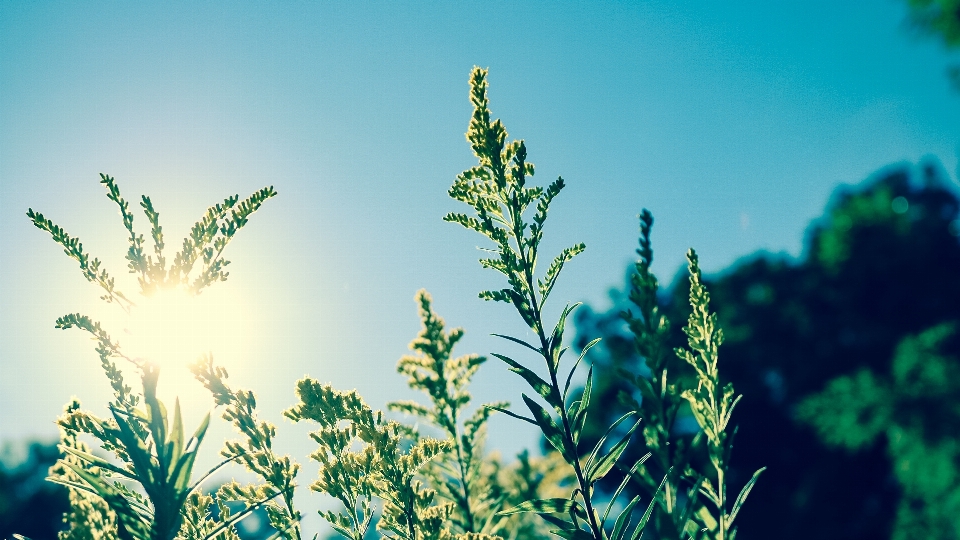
[452, 435, 476, 532]
[512, 213, 603, 540]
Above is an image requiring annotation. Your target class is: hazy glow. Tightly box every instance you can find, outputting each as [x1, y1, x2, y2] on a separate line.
[124, 286, 215, 368]
[98, 283, 249, 425]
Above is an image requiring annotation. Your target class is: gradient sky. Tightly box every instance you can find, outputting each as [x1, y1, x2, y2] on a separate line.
[1, 1, 959, 514]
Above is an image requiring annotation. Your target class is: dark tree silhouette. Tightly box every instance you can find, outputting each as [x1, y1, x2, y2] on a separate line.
[573, 158, 960, 540]
[904, 0, 960, 88]
[0, 440, 70, 539]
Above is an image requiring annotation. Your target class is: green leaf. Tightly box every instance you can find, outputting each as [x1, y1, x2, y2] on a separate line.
[550, 529, 593, 540]
[492, 333, 543, 354]
[498, 498, 576, 516]
[492, 353, 561, 409]
[629, 473, 670, 540]
[601, 452, 651, 527]
[549, 303, 581, 370]
[506, 289, 537, 329]
[539, 513, 579, 531]
[522, 394, 570, 461]
[110, 408, 156, 488]
[610, 495, 642, 540]
[169, 399, 184, 469]
[59, 445, 138, 482]
[580, 364, 594, 413]
[171, 412, 211, 494]
[587, 417, 641, 483]
[729, 467, 765, 526]
[566, 399, 582, 427]
[564, 337, 600, 401]
[484, 403, 538, 426]
[572, 365, 594, 444]
[676, 475, 705, 534]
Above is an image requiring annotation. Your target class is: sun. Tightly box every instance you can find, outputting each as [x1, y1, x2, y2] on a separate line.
[124, 286, 222, 369]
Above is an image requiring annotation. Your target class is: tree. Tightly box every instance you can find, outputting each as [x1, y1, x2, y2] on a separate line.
[0, 440, 70, 539]
[904, 0, 960, 88]
[574, 158, 960, 539]
[799, 322, 960, 540]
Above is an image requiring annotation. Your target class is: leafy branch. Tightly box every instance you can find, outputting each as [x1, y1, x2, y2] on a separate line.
[388, 289, 510, 537]
[30, 175, 279, 540]
[446, 66, 660, 540]
[192, 355, 303, 540]
[285, 379, 455, 540]
[27, 202, 135, 312]
[675, 251, 764, 540]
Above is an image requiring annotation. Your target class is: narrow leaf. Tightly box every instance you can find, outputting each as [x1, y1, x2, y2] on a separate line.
[498, 498, 575, 516]
[729, 467, 766, 526]
[601, 453, 651, 527]
[492, 353, 561, 408]
[551, 529, 593, 540]
[484, 404, 538, 426]
[522, 394, 570, 460]
[629, 473, 670, 540]
[492, 333, 543, 354]
[610, 495, 642, 540]
[564, 337, 600, 400]
[588, 418, 641, 483]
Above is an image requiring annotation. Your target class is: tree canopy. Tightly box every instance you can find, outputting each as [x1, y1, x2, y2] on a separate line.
[573, 158, 960, 540]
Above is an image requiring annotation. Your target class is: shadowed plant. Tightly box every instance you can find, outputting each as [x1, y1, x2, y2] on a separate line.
[614, 213, 764, 540]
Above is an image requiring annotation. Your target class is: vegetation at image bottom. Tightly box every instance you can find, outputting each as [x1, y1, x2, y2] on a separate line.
[17, 67, 761, 540]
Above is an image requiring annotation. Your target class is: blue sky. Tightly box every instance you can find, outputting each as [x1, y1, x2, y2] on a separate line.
[1, 0, 958, 501]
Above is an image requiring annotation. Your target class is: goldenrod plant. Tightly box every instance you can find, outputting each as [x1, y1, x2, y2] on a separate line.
[25, 175, 287, 540]
[386, 290, 509, 536]
[616, 214, 764, 540]
[674, 252, 764, 540]
[17, 68, 760, 540]
[445, 67, 762, 540]
[445, 67, 662, 540]
[284, 377, 453, 540]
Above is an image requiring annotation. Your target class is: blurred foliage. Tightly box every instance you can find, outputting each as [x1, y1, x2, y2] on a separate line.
[574, 158, 960, 540]
[904, 0, 960, 88]
[0, 440, 70, 539]
[798, 322, 960, 539]
[907, 0, 960, 47]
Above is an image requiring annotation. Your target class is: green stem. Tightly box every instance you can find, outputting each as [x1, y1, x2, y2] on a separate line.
[512, 212, 603, 540]
[453, 435, 476, 533]
[444, 398, 476, 534]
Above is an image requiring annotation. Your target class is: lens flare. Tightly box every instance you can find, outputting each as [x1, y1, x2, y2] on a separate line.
[104, 283, 247, 428]
[124, 286, 218, 368]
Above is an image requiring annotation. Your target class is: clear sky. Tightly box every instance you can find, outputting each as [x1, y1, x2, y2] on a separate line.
[1, 0, 958, 506]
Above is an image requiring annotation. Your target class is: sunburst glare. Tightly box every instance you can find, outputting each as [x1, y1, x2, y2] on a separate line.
[125, 286, 214, 368]
[102, 283, 248, 426]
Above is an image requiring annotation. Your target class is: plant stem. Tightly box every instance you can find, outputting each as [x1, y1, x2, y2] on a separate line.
[513, 217, 603, 540]
[453, 437, 476, 532]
